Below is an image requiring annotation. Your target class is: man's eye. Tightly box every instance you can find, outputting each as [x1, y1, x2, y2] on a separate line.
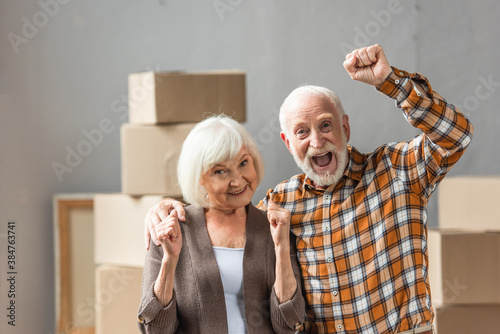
[321, 122, 332, 129]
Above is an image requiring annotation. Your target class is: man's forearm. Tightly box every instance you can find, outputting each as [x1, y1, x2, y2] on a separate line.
[377, 66, 473, 150]
[375, 66, 474, 197]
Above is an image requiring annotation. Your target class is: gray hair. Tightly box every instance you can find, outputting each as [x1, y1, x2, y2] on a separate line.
[177, 114, 265, 208]
[279, 85, 345, 135]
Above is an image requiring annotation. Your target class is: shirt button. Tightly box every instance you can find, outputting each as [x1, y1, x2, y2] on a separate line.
[399, 71, 404, 75]
[417, 91, 422, 96]
[324, 226, 330, 232]
[338, 324, 343, 329]
[395, 79, 400, 84]
[333, 291, 338, 296]
[327, 257, 333, 263]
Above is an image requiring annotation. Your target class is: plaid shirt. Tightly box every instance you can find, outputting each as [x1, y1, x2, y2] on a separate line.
[259, 67, 473, 334]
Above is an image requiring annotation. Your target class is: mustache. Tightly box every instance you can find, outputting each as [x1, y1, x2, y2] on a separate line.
[305, 142, 337, 158]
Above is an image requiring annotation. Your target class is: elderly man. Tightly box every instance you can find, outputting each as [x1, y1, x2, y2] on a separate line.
[144, 44, 473, 334]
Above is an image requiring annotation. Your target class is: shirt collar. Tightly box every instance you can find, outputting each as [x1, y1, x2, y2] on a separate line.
[344, 145, 364, 182]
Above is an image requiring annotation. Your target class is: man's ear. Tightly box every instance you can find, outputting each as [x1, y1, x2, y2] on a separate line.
[280, 132, 293, 153]
[342, 115, 351, 142]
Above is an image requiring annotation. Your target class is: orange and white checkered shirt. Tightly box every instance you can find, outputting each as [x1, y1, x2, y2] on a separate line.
[259, 67, 473, 333]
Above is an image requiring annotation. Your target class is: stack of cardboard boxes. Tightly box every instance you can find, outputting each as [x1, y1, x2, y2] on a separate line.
[428, 177, 500, 333]
[93, 70, 246, 334]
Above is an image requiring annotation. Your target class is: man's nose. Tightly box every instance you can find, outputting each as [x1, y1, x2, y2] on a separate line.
[309, 129, 325, 149]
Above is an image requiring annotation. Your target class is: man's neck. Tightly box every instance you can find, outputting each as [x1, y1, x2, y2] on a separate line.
[310, 180, 330, 190]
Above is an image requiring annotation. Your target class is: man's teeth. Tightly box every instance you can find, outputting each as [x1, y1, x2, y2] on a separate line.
[313, 152, 332, 167]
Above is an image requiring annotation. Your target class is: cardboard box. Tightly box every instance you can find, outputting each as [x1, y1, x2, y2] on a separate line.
[428, 229, 500, 305]
[121, 123, 194, 196]
[128, 70, 246, 124]
[438, 176, 500, 231]
[433, 304, 500, 334]
[95, 265, 143, 334]
[94, 194, 164, 267]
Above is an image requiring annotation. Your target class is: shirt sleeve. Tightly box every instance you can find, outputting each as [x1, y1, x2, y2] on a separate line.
[256, 199, 267, 211]
[137, 241, 178, 334]
[376, 66, 474, 199]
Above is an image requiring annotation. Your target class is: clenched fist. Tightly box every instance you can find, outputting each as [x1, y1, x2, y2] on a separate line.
[343, 44, 392, 88]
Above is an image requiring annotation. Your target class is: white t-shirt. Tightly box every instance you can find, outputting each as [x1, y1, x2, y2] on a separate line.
[213, 246, 247, 334]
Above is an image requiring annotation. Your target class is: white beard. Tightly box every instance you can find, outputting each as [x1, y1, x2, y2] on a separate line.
[291, 135, 348, 187]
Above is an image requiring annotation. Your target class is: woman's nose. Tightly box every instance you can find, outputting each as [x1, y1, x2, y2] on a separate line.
[229, 171, 244, 186]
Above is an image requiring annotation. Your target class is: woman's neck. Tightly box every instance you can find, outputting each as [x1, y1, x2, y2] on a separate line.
[205, 205, 246, 219]
[205, 206, 247, 248]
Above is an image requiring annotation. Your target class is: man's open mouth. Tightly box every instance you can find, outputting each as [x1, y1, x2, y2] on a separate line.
[312, 152, 332, 167]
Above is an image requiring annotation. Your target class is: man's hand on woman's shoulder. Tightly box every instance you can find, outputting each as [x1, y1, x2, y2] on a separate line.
[145, 198, 186, 249]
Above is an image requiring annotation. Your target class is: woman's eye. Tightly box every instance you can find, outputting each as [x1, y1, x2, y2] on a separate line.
[240, 160, 248, 167]
[214, 170, 224, 175]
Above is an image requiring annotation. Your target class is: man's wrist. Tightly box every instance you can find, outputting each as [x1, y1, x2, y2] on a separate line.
[376, 66, 401, 97]
[376, 67, 394, 89]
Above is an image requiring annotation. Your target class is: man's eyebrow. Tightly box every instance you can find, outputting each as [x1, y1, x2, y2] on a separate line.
[317, 112, 336, 120]
[289, 119, 306, 130]
[290, 113, 335, 128]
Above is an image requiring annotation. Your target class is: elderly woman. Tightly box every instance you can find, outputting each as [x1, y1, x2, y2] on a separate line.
[138, 115, 305, 334]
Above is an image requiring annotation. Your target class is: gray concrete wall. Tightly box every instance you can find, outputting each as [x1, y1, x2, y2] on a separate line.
[0, 1, 497, 332]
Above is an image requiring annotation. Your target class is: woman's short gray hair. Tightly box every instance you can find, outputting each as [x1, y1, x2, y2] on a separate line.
[279, 85, 345, 136]
[177, 114, 265, 208]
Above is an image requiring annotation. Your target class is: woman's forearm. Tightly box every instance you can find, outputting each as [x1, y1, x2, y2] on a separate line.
[274, 244, 297, 303]
[153, 257, 178, 307]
